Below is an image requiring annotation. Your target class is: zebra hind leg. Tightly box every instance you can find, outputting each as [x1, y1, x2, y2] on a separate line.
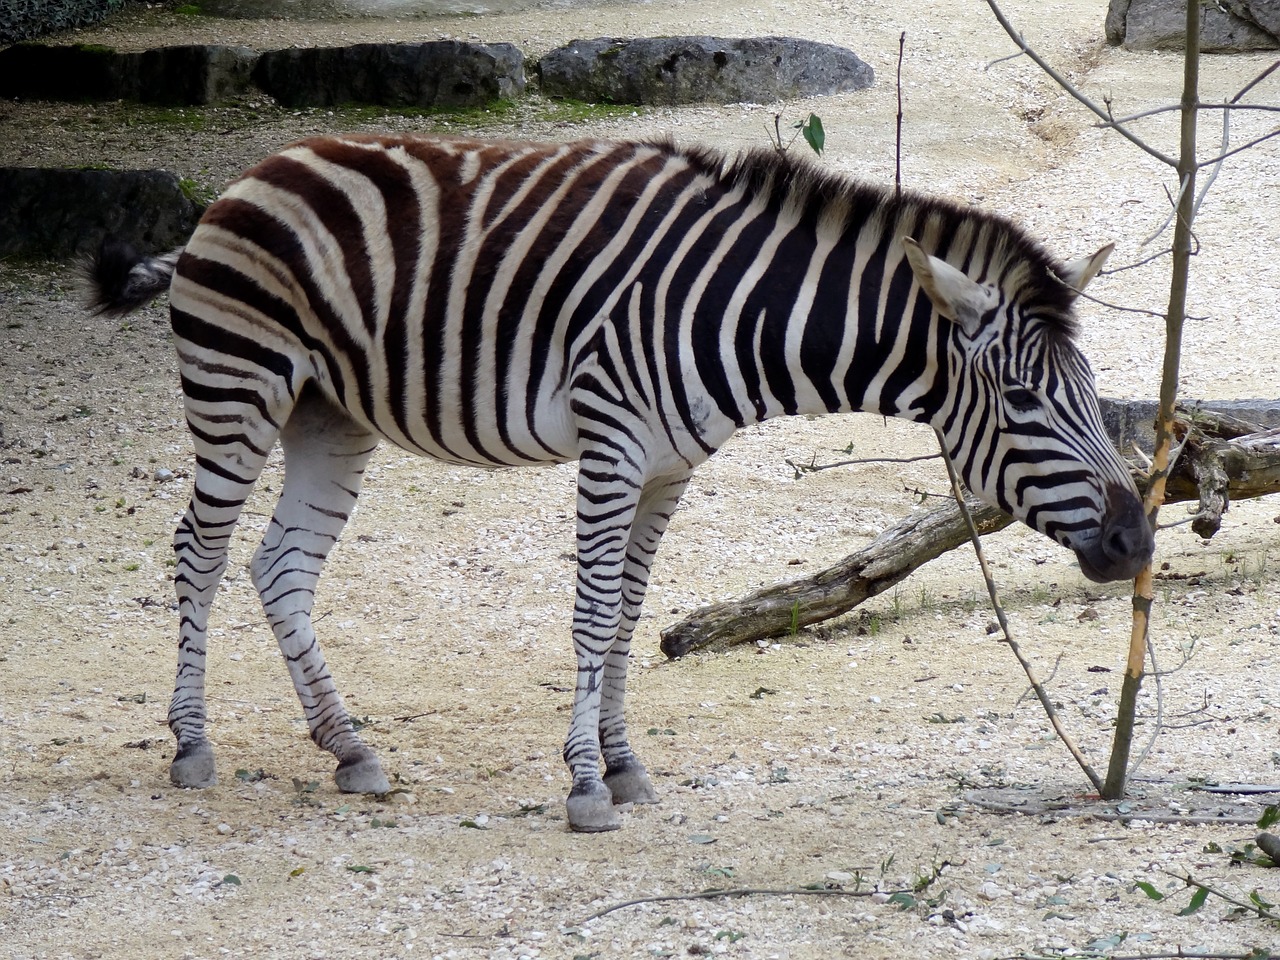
[250, 389, 389, 794]
[600, 472, 693, 807]
[169, 398, 281, 789]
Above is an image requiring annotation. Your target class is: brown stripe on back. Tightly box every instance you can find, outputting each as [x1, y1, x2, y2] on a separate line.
[247, 150, 378, 335]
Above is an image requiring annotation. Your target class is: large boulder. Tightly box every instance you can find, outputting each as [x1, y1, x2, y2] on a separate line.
[252, 41, 526, 108]
[1106, 0, 1279, 50]
[0, 168, 203, 259]
[538, 36, 874, 105]
[0, 43, 256, 105]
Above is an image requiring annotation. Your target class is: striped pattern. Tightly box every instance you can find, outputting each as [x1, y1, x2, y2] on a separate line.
[87, 134, 1152, 831]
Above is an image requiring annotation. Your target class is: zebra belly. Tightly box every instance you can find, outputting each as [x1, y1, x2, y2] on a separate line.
[304, 362, 583, 469]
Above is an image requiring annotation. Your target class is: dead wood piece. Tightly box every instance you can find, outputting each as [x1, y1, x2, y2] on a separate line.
[1167, 426, 1280, 537]
[661, 411, 1280, 658]
[1098, 395, 1280, 452]
[658, 496, 1010, 658]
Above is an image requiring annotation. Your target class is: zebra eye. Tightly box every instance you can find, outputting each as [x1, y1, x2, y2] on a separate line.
[1004, 387, 1039, 412]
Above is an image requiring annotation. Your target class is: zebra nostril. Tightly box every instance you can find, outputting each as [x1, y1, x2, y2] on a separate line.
[1107, 529, 1132, 557]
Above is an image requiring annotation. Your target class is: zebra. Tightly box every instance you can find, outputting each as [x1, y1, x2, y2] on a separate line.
[86, 134, 1153, 832]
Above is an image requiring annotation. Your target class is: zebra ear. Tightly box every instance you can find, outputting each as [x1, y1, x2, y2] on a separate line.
[902, 237, 994, 338]
[1057, 243, 1114, 294]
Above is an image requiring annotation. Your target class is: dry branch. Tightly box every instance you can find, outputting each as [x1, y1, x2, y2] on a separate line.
[660, 402, 1280, 658]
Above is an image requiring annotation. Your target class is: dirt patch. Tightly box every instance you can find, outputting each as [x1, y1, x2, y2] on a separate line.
[3, 2, 1280, 958]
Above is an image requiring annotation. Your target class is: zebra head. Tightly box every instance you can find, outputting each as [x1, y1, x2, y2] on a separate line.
[903, 237, 1154, 583]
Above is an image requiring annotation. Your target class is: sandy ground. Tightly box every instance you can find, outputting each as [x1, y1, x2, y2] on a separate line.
[3, 1, 1280, 958]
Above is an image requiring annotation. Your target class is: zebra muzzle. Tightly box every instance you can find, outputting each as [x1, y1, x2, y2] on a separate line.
[1073, 482, 1155, 583]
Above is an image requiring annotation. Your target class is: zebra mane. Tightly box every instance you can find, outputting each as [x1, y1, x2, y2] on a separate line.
[675, 142, 1083, 344]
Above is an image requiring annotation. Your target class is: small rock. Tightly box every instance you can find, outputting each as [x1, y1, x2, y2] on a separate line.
[154, 467, 174, 482]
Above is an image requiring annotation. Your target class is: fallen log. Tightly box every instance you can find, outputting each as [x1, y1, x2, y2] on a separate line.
[659, 400, 1280, 658]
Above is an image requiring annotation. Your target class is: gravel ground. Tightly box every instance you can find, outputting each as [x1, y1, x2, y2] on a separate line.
[3, 2, 1280, 958]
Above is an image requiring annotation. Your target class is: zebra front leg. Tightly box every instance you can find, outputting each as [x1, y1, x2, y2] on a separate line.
[253, 394, 389, 794]
[600, 471, 693, 806]
[562, 449, 646, 832]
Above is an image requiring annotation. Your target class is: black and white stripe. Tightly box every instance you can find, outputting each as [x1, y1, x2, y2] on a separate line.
[87, 134, 1152, 831]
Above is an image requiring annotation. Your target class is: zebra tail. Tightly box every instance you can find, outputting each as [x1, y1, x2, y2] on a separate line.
[81, 236, 182, 317]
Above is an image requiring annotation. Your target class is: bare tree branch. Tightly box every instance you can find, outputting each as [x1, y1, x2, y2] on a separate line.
[982, 0, 1177, 167]
[1097, 101, 1280, 126]
[1230, 56, 1280, 103]
[936, 429, 1104, 794]
[1098, 247, 1173, 276]
[1195, 126, 1280, 169]
[1192, 107, 1230, 221]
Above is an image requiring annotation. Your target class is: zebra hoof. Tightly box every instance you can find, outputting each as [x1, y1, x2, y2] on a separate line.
[170, 740, 217, 788]
[604, 763, 659, 805]
[567, 780, 622, 832]
[335, 751, 391, 794]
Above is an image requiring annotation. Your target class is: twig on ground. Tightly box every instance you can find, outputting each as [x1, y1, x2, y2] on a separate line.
[392, 711, 438, 723]
[998, 952, 1274, 960]
[578, 885, 903, 923]
[1164, 870, 1280, 923]
[785, 451, 939, 476]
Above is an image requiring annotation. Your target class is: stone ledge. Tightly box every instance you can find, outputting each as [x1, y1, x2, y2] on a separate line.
[0, 43, 256, 105]
[0, 36, 875, 108]
[251, 41, 526, 108]
[0, 168, 203, 259]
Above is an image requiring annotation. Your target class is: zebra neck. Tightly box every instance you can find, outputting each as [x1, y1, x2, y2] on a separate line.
[697, 253, 949, 431]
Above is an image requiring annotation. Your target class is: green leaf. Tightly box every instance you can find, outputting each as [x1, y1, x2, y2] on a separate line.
[887, 891, 917, 911]
[288, 867, 305, 878]
[460, 819, 488, 830]
[1258, 804, 1280, 830]
[1084, 933, 1125, 951]
[220, 874, 241, 886]
[1178, 885, 1210, 916]
[801, 114, 825, 156]
[1249, 889, 1276, 910]
[346, 864, 375, 874]
[1133, 880, 1165, 901]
